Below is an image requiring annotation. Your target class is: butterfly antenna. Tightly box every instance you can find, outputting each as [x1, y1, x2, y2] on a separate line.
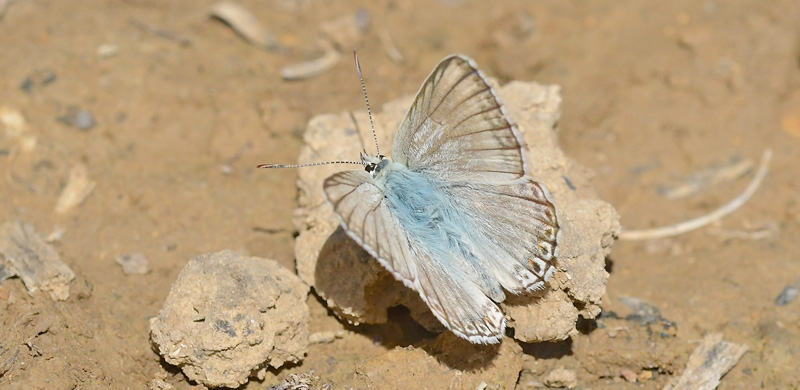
[257, 160, 363, 169]
[354, 50, 380, 156]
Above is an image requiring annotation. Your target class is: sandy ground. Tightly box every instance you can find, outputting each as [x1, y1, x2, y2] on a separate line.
[1, 0, 799, 389]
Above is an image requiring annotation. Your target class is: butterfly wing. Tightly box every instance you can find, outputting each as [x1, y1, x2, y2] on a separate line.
[445, 178, 560, 294]
[393, 55, 561, 294]
[323, 170, 507, 343]
[392, 55, 529, 183]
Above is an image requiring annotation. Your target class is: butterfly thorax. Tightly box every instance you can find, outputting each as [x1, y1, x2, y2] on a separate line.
[376, 162, 480, 262]
[360, 151, 392, 178]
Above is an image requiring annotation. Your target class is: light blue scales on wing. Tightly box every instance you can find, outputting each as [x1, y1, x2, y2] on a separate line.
[323, 55, 561, 344]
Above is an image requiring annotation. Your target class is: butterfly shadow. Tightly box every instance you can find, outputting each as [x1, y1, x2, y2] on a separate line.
[314, 227, 432, 334]
[416, 331, 504, 371]
[314, 227, 507, 369]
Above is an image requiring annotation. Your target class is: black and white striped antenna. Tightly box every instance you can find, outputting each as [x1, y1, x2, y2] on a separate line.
[354, 50, 380, 156]
[257, 50, 379, 170]
[256, 160, 363, 169]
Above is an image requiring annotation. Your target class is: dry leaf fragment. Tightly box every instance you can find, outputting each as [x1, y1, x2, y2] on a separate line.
[664, 333, 748, 390]
[55, 163, 96, 214]
[280, 46, 341, 81]
[210, 1, 280, 50]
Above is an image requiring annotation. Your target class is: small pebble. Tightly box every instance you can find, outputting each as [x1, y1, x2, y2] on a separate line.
[775, 284, 799, 306]
[58, 106, 96, 130]
[76, 110, 95, 129]
[619, 295, 663, 325]
[620, 368, 637, 382]
[563, 175, 576, 190]
[46, 226, 66, 243]
[543, 367, 577, 389]
[97, 43, 119, 58]
[308, 330, 346, 344]
[354, 8, 371, 32]
[0, 106, 27, 137]
[116, 253, 150, 275]
[638, 369, 654, 381]
[20, 69, 57, 93]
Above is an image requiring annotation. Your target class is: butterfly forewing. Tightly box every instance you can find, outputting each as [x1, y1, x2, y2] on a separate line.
[392, 55, 529, 183]
[323, 170, 416, 280]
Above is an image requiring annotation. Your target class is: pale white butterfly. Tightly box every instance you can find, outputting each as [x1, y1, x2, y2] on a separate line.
[262, 54, 561, 344]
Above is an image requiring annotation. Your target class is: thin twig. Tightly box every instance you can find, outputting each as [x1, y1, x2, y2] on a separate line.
[378, 28, 404, 63]
[279, 44, 341, 81]
[0, 0, 10, 21]
[619, 149, 772, 241]
[129, 17, 192, 46]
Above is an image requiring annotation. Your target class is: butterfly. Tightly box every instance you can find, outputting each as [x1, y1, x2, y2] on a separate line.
[323, 55, 562, 344]
[263, 54, 561, 344]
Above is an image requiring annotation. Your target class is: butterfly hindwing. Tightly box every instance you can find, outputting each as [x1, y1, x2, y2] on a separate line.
[445, 178, 560, 293]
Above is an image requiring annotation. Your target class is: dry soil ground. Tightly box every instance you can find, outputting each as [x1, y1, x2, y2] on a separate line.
[1, 0, 799, 389]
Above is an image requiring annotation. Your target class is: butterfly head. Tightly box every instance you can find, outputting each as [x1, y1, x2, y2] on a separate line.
[361, 150, 390, 177]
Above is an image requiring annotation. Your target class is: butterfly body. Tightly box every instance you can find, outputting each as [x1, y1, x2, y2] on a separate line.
[383, 158, 506, 293]
[322, 55, 561, 344]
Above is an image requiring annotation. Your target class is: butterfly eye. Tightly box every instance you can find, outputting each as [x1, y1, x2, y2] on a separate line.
[365, 164, 375, 173]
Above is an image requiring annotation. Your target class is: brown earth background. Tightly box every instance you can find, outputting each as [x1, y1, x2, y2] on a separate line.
[1, 0, 799, 389]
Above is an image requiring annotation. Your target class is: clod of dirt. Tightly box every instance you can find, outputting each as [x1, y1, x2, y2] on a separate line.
[571, 317, 687, 378]
[0, 310, 57, 377]
[0, 221, 75, 300]
[341, 332, 523, 389]
[149, 250, 310, 388]
[292, 79, 619, 343]
[543, 367, 578, 389]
